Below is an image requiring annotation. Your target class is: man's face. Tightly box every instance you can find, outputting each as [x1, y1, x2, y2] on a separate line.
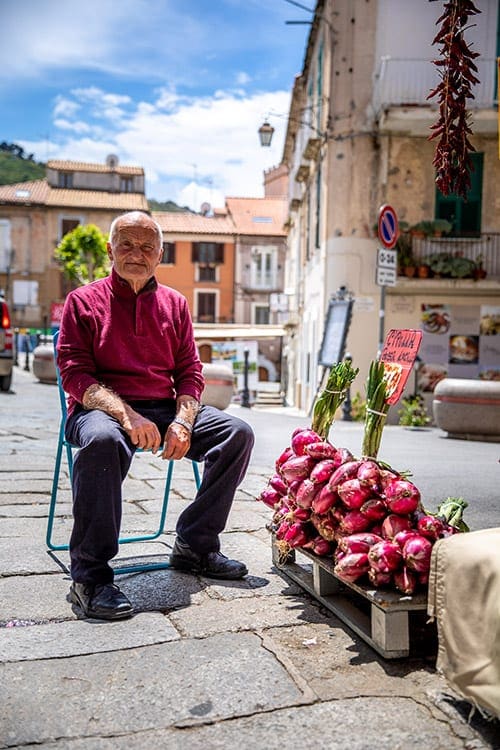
[107, 216, 163, 291]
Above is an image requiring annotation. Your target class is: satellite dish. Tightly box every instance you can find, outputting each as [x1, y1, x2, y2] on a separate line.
[200, 202, 211, 216]
[106, 154, 119, 168]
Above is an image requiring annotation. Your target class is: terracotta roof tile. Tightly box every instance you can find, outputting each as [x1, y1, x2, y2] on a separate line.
[154, 212, 235, 236]
[225, 196, 287, 236]
[45, 189, 148, 210]
[0, 179, 147, 210]
[0, 180, 50, 205]
[47, 159, 144, 175]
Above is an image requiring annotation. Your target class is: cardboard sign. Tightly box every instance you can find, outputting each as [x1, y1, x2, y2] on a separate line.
[380, 329, 423, 405]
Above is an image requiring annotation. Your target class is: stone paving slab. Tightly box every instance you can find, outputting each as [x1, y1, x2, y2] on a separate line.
[0, 541, 63, 577]
[0, 501, 72, 517]
[0, 633, 307, 747]
[0, 612, 180, 662]
[0, 565, 212, 624]
[168, 592, 330, 639]
[261, 621, 442, 699]
[8, 697, 480, 750]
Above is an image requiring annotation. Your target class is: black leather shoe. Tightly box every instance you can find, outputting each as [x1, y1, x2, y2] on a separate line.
[69, 582, 134, 620]
[169, 538, 248, 580]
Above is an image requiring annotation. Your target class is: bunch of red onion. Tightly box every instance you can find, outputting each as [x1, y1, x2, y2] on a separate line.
[258, 427, 462, 596]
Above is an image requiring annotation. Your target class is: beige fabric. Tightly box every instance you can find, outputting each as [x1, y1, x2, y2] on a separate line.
[428, 528, 500, 718]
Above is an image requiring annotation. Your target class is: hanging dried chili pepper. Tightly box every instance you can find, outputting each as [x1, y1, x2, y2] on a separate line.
[427, 0, 481, 199]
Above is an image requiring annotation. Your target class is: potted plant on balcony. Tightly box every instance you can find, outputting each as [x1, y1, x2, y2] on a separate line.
[430, 219, 452, 237]
[473, 255, 487, 280]
[396, 230, 416, 277]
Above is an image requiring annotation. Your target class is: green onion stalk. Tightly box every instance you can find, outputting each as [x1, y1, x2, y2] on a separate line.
[361, 360, 390, 459]
[311, 360, 359, 440]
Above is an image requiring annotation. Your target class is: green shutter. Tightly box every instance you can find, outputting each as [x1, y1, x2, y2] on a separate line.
[435, 152, 483, 237]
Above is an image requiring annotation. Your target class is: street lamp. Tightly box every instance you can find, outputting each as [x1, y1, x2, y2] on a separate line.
[241, 347, 251, 408]
[258, 121, 275, 147]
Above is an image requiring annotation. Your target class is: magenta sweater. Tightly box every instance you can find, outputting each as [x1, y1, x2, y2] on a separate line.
[56, 269, 205, 416]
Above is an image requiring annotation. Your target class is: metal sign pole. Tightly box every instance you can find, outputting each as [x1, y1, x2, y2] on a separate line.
[378, 285, 386, 356]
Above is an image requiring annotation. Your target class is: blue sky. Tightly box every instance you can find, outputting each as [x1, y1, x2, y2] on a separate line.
[1, 0, 312, 209]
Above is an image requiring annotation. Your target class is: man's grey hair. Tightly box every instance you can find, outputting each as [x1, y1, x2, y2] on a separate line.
[109, 211, 163, 247]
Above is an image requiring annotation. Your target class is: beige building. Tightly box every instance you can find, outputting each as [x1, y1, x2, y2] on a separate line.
[279, 0, 500, 414]
[0, 156, 147, 328]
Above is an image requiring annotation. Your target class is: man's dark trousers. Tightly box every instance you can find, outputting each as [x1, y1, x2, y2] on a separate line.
[65, 401, 255, 584]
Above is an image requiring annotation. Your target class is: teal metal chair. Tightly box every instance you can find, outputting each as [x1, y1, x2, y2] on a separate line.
[46, 331, 201, 574]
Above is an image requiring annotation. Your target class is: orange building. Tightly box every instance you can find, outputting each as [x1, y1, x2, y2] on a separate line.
[153, 212, 236, 325]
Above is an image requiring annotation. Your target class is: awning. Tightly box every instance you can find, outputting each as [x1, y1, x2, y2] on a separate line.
[194, 324, 285, 340]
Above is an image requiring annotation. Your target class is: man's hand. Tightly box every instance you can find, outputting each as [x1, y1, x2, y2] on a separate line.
[82, 383, 162, 452]
[125, 411, 162, 453]
[162, 421, 191, 460]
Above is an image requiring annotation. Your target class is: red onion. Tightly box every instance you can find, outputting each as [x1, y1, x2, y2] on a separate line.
[292, 506, 312, 523]
[403, 535, 433, 574]
[393, 529, 420, 549]
[368, 540, 403, 573]
[393, 566, 418, 595]
[310, 512, 337, 542]
[334, 552, 370, 583]
[281, 455, 315, 484]
[337, 478, 372, 510]
[258, 487, 282, 509]
[303, 535, 333, 557]
[291, 428, 322, 456]
[357, 459, 381, 490]
[284, 521, 311, 548]
[295, 478, 322, 509]
[381, 514, 412, 540]
[333, 447, 355, 467]
[338, 532, 383, 554]
[384, 479, 421, 515]
[328, 460, 362, 491]
[368, 568, 392, 587]
[269, 474, 288, 496]
[418, 570, 429, 586]
[360, 497, 387, 522]
[310, 459, 337, 484]
[286, 479, 302, 500]
[379, 468, 402, 489]
[305, 440, 337, 460]
[417, 514, 445, 540]
[275, 520, 290, 540]
[311, 484, 338, 514]
[339, 510, 372, 535]
[276, 446, 294, 473]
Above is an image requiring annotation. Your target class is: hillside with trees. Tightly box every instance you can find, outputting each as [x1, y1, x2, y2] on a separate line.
[0, 142, 45, 184]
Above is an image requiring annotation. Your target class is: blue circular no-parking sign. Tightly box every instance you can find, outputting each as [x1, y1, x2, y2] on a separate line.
[378, 204, 399, 249]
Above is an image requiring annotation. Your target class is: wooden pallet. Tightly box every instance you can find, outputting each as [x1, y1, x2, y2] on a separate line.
[271, 536, 429, 659]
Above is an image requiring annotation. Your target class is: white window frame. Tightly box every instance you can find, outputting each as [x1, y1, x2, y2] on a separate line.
[250, 245, 278, 290]
[252, 302, 270, 324]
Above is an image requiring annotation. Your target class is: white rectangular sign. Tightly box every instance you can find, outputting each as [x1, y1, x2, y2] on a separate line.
[377, 247, 397, 269]
[376, 266, 397, 287]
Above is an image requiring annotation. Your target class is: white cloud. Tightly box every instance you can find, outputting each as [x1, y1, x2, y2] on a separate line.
[236, 72, 251, 85]
[24, 86, 291, 210]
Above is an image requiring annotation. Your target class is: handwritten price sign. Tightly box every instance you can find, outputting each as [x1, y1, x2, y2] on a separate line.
[380, 329, 423, 405]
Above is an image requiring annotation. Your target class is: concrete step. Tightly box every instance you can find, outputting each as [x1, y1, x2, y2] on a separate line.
[255, 391, 283, 406]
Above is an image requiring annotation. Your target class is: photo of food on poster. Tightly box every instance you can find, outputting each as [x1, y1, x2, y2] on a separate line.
[418, 304, 500, 390]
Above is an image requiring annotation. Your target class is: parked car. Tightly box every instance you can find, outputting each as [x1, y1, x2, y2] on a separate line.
[0, 299, 14, 392]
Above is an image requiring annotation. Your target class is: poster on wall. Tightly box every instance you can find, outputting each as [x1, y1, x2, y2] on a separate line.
[418, 303, 500, 391]
[210, 341, 259, 392]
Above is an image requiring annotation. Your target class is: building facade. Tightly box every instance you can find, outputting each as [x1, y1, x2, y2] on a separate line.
[0, 156, 147, 329]
[280, 0, 500, 413]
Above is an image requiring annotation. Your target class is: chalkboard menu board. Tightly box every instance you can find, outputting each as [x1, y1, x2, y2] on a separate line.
[318, 299, 353, 367]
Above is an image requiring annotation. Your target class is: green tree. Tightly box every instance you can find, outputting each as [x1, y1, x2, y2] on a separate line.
[55, 224, 109, 286]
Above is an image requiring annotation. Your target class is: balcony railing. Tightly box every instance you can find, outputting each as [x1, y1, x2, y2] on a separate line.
[373, 57, 497, 114]
[411, 233, 500, 278]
